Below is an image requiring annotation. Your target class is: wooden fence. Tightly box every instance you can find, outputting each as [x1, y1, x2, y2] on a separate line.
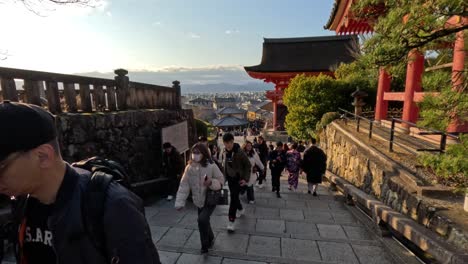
[0, 67, 181, 114]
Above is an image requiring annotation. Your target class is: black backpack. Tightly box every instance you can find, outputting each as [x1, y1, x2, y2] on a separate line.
[71, 156, 132, 258]
[0, 157, 132, 263]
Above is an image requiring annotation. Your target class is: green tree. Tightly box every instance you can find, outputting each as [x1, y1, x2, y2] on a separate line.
[354, 0, 467, 68]
[283, 74, 361, 139]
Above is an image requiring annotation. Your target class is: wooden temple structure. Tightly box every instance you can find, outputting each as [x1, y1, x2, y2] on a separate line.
[244, 35, 358, 130]
[325, 0, 467, 133]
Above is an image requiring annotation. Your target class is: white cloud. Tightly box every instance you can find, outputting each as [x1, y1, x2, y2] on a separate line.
[106, 11, 112, 17]
[225, 29, 240, 34]
[77, 65, 273, 87]
[144, 65, 245, 72]
[188, 32, 201, 39]
[152, 21, 162, 26]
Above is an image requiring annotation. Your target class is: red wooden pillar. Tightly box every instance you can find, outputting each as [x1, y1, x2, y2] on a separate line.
[402, 50, 424, 128]
[375, 68, 391, 121]
[272, 97, 278, 131]
[447, 29, 467, 133]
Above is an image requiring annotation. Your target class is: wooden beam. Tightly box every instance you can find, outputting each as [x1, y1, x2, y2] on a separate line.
[425, 63, 453, 72]
[383, 92, 405, 101]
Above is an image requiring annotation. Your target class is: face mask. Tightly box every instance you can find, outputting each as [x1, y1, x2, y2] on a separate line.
[192, 153, 202, 162]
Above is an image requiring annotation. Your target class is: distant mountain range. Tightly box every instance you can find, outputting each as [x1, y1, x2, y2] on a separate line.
[77, 67, 274, 94]
[182, 82, 272, 94]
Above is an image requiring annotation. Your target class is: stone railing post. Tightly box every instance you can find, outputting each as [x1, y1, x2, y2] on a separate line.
[465, 188, 468, 212]
[172, 80, 181, 109]
[114, 69, 129, 110]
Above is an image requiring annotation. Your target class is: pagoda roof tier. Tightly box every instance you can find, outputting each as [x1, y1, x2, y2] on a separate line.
[324, 0, 384, 35]
[244, 35, 358, 73]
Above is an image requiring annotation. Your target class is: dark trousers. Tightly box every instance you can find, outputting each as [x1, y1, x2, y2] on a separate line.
[167, 176, 180, 195]
[257, 161, 267, 184]
[271, 169, 282, 192]
[227, 176, 243, 221]
[198, 205, 216, 249]
[246, 185, 255, 202]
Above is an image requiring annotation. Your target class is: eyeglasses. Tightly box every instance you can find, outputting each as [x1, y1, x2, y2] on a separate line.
[0, 152, 24, 177]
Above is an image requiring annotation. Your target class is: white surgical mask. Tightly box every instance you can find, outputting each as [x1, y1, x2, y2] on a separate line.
[192, 153, 202, 162]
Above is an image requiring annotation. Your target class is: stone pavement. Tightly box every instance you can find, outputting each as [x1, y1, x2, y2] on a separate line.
[147, 171, 400, 264]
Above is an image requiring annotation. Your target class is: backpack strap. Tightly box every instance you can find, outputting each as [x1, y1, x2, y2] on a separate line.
[82, 171, 114, 260]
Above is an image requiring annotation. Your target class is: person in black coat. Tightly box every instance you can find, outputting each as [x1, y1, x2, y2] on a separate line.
[302, 138, 327, 196]
[162, 142, 186, 201]
[253, 136, 269, 188]
[269, 141, 286, 198]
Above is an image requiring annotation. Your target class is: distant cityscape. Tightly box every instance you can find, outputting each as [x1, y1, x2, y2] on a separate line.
[182, 91, 273, 132]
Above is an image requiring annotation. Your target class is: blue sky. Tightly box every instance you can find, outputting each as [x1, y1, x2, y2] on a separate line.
[0, 0, 336, 84]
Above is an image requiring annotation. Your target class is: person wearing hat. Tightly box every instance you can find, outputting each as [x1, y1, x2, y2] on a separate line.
[0, 101, 161, 263]
[162, 142, 185, 201]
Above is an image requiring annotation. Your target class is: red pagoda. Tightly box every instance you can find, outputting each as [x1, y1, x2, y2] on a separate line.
[244, 35, 358, 130]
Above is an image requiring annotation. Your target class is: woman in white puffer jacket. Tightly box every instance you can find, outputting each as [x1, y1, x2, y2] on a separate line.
[242, 141, 264, 204]
[175, 143, 225, 254]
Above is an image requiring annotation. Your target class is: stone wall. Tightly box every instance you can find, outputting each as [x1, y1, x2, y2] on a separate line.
[320, 121, 468, 252]
[56, 109, 197, 194]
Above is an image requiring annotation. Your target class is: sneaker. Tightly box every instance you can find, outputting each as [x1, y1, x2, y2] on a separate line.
[201, 247, 208, 254]
[249, 200, 255, 204]
[307, 190, 311, 194]
[276, 192, 281, 198]
[258, 183, 264, 189]
[236, 209, 245, 218]
[227, 222, 235, 233]
[166, 195, 174, 201]
[313, 191, 317, 196]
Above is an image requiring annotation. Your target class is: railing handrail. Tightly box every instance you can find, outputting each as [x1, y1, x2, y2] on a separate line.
[0, 67, 182, 114]
[391, 117, 459, 140]
[0, 66, 116, 86]
[338, 108, 375, 123]
[339, 108, 459, 140]
[129, 81, 173, 91]
[337, 108, 458, 153]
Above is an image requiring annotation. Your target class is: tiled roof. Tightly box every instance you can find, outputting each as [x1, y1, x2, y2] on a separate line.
[324, 0, 342, 29]
[214, 97, 236, 102]
[216, 107, 246, 115]
[211, 116, 249, 127]
[244, 35, 358, 73]
[189, 98, 212, 103]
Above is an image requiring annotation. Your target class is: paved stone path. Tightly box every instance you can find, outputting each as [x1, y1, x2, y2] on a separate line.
[147, 169, 400, 264]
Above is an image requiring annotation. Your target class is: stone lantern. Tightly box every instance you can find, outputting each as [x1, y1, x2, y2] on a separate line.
[351, 88, 368, 116]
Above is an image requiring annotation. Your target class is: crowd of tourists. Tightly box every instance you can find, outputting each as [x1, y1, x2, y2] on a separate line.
[169, 132, 327, 254]
[0, 100, 327, 263]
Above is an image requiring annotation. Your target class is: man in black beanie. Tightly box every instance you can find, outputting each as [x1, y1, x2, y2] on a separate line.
[0, 101, 161, 264]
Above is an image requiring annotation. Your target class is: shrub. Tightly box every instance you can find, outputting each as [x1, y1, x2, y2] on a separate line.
[418, 134, 468, 190]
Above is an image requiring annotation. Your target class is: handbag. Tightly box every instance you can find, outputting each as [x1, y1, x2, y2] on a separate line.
[205, 188, 229, 206]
